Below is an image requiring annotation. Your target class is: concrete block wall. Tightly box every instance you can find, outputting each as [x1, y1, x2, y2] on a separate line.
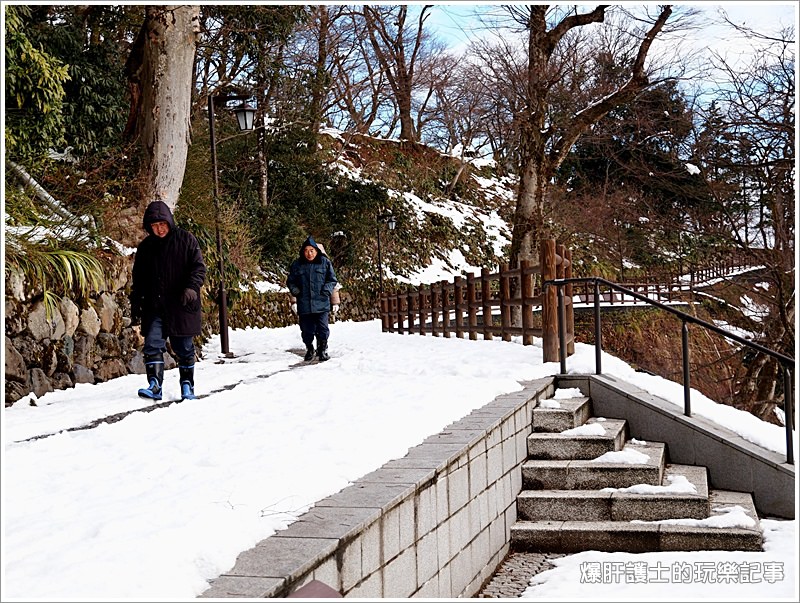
[200, 377, 555, 598]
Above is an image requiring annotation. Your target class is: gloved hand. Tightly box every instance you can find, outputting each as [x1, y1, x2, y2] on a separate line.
[182, 288, 198, 306]
[291, 303, 298, 315]
[332, 305, 339, 314]
[130, 303, 141, 326]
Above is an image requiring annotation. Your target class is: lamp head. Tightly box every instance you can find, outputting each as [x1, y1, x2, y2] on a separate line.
[233, 102, 256, 131]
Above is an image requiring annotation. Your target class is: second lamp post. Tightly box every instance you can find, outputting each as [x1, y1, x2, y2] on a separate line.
[208, 93, 256, 355]
[376, 213, 396, 295]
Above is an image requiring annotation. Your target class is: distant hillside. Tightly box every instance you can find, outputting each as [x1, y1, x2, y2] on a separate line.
[316, 130, 514, 288]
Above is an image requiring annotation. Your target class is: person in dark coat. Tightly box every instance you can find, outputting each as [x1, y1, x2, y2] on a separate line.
[130, 201, 207, 400]
[286, 236, 338, 361]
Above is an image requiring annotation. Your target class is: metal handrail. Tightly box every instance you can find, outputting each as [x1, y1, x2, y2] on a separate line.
[544, 277, 795, 465]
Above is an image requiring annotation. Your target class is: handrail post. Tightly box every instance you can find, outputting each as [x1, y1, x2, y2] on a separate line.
[682, 320, 691, 416]
[557, 284, 567, 374]
[594, 279, 602, 375]
[784, 365, 794, 465]
[564, 248, 574, 354]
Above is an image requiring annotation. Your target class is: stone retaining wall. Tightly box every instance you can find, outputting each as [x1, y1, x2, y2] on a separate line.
[200, 378, 555, 598]
[5, 255, 359, 405]
[4, 254, 144, 405]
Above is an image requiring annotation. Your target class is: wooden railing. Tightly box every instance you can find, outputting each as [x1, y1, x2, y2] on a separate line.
[570, 280, 688, 306]
[619, 249, 760, 289]
[379, 239, 573, 363]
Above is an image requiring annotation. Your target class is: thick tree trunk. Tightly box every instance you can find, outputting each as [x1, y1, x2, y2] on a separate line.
[511, 7, 557, 266]
[138, 5, 200, 210]
[510, 153, 548, 267]
[396, 85, 416, 142]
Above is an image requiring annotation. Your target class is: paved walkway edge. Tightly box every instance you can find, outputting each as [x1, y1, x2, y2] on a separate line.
[200, 377, 556, 598]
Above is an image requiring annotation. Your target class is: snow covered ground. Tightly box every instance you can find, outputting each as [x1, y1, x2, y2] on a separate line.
[2, 320, 796, 600]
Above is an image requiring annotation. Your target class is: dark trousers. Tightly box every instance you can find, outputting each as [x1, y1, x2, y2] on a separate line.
[143, 316, 195, 361]
[298, 312, 330, 345]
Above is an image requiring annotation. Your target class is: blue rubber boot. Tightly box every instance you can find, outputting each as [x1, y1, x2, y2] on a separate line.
[180, 381, 196, 400]
[179, 359, 196, 400]
[138, 355, 164, 400]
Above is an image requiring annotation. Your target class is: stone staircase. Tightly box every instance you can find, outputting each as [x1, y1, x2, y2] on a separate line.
[510, 391, 764, 553]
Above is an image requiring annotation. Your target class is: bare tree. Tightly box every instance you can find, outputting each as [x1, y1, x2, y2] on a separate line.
[477, 5, 685, 266]
[362, 5, 436, 142]
[126, 5, 201, 210]
[423, 54, 495, 191]
[326, 8, 390, 135]
[693, 25, 795, 420]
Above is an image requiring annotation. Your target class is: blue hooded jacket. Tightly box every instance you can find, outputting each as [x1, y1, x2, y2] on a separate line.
[286, 236, 338, 314]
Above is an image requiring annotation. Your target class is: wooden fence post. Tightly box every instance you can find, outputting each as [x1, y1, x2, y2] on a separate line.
[467, 273, 478, 341]
[431, 283, 439, 337]
[407, 286, 415, 334]
[481, 267, 493, 341]
[396, 290, 405, 334]
[499, 263, 511, 342]
[381, 292, 389, 332]
[418, 285, 427, 335]
[454, 276, 464, 339]
[541, 239, 558, 362]
[441, 280, 450, 338]
[521, 259, 534, 346]
[386, 293, 397, 333]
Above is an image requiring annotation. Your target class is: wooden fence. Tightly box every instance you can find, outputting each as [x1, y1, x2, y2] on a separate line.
[378, 244, 761, 365]
[379, 239, 573, 363]
[618, 248, 759, 288]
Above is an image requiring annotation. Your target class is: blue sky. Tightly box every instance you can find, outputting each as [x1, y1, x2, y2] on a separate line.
[424, 3, 797, 54]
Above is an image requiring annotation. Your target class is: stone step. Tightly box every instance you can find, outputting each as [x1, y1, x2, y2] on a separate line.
[517, 464, 709, 522]
[533, 396, 591, 432]
[510, 490, 762, 553]
[522, 440, 665, 489]
[527, 417, 627, 460]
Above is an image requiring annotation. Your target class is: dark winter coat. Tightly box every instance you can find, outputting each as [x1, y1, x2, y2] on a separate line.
[286, 236, 338, 315]
[130, 201, 207, 337]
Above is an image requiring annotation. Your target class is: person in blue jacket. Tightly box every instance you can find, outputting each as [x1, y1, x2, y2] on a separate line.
[130, 201, 206, 400]
[286, 236, 338, 361]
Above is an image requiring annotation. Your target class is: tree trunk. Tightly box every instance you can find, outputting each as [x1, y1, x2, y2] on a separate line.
[396, 82, 416, 142]
[138, 5, 200, 210]
[510, 132, 548, 267]
[257, 128, 269, 208]
[363, 5, 431, 143]
[309, 6, 330, 136]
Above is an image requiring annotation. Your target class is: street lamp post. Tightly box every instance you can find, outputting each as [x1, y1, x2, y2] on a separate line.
[376, 213, 396, 295]
[208, 93, 256, 355]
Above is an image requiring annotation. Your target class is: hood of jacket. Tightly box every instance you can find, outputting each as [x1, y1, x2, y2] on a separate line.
[299, 236, 327, 261]
[143, 201, 176, 235]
